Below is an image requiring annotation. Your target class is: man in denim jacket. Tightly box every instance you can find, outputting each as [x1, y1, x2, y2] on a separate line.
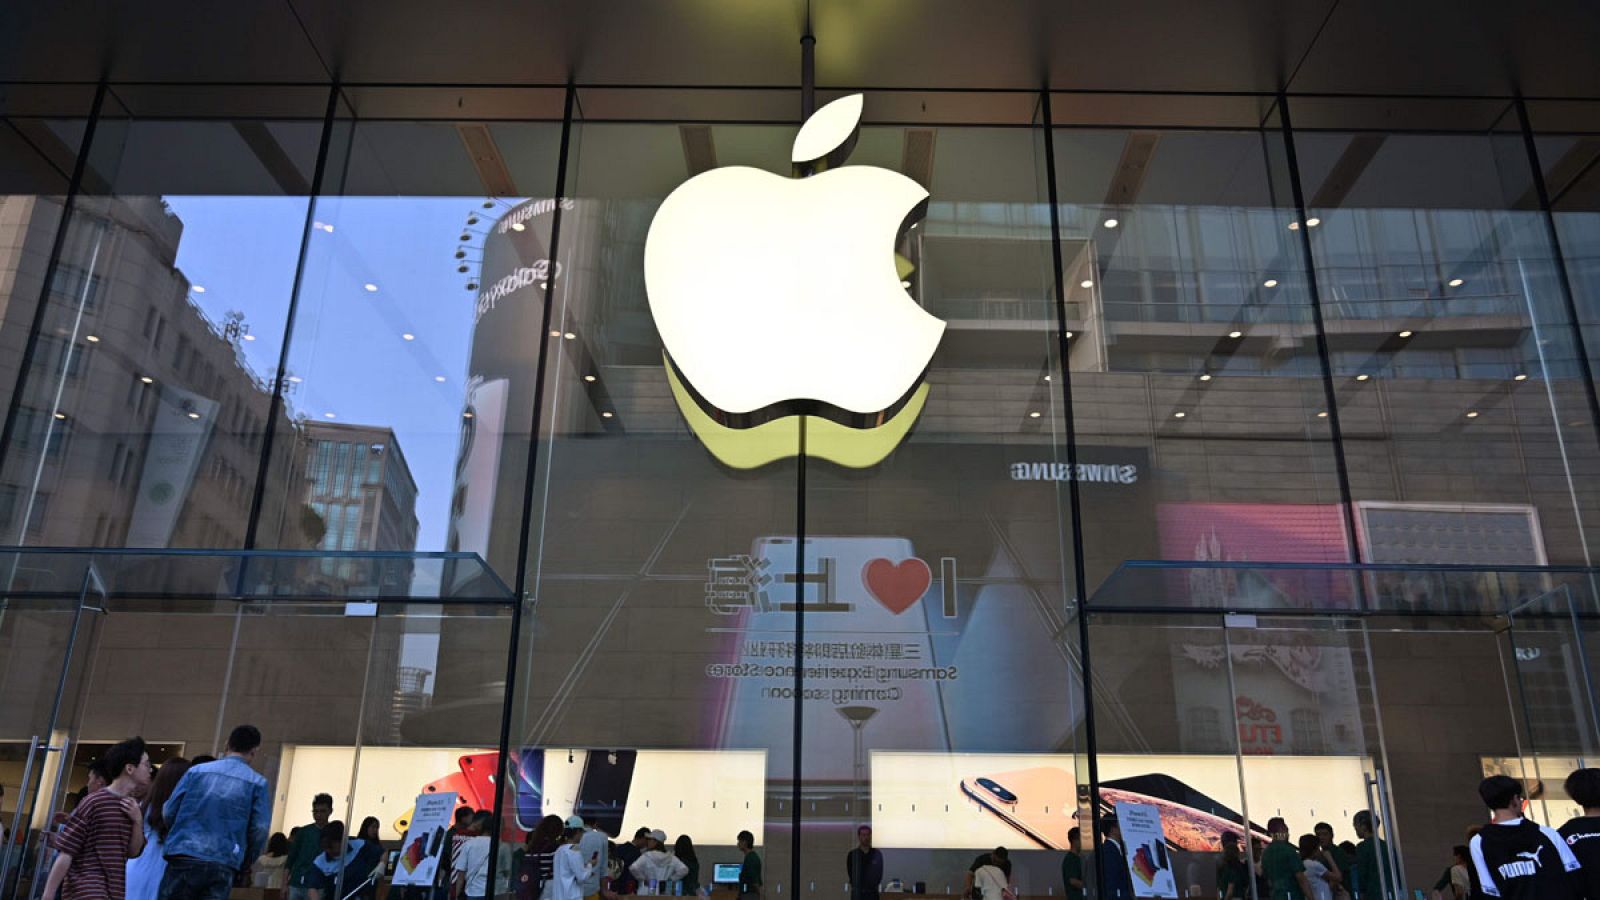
[158, 725, 271, 900]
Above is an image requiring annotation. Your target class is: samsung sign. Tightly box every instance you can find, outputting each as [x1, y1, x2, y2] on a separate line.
[1010, 460, 1139, 485]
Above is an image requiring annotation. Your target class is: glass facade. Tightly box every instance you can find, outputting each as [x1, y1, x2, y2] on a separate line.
[1, 81, 1599, 900]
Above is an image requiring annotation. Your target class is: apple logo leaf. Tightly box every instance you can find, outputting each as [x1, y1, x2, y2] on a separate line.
[792, 93, 864, 176]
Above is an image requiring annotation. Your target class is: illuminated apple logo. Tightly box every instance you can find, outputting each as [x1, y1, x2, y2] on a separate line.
[645, 94, 944, 429]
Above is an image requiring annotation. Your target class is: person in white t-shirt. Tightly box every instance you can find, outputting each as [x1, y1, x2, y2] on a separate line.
[629, 830, 688, 893]
[546, 824, 596, 900]
[1298, 835, 1335, 900]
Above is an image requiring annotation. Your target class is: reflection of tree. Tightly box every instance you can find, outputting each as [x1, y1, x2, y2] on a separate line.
[300, 504, 327, 546]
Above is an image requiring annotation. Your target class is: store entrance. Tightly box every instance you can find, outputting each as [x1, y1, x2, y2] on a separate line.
[1084, 592, 1598, 900]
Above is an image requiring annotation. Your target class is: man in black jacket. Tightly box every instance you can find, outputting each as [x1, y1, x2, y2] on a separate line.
[845, 826, 882, 900]
[1468, 775, 1580, 899]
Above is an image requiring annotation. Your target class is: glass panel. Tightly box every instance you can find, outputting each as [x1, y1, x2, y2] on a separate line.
[0, 86, 325, 549]
[1294, 102, 1600, 574]
[1053, 122, 1349, 600]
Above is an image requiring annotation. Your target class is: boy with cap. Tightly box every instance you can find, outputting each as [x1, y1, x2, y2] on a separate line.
[629, 829, 687, 892]
[569, 817, 608, 900]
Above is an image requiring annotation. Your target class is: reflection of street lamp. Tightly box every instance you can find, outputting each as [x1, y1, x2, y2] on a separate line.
[836, 706, 878, 817]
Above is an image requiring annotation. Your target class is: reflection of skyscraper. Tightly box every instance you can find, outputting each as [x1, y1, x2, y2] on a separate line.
[301, 421, 419, 553]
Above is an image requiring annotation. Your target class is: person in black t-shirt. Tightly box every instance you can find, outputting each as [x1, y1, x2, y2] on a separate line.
[962, 847, 1009, 899]
[1469, 774, 1580, 899]
[1562, 768, 1600, 900]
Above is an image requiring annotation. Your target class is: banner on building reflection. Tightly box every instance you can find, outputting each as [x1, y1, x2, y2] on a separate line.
[125, 384, 217, 547]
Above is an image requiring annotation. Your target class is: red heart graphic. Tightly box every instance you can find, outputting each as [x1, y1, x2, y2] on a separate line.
[863, 557, 932, 615]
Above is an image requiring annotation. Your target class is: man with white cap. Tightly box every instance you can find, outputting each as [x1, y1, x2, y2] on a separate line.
[629, 830, 688, 893]
[569, 817, 608, 900]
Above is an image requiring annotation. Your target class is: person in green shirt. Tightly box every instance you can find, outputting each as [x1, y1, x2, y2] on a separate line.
[736, 829, 762, 900]
[1060, 827, 1084, 900]
[286, 793, 334, 900]
[1351, 810, 1395, 900]
[1260, 817, 1312, 900]
[1313, 822, 1351, 888]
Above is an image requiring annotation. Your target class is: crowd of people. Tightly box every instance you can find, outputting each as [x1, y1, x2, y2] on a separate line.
[25, 725, 1600, 900]
[25, 726, 766, 900]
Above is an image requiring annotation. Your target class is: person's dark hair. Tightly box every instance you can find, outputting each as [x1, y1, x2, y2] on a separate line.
[1479, 775, 1524, 810]
[636, 827, 652, 840]
[991, 847, 1008, 862]
[470, 810, 493, 833]
[315, 793, 336, 810]
[529, 815, 565, 853]
[1452, 844, 1470, 864]
[675, 835, 697, 866]
[102, 737, 147, 782]
[190, 755, 217, 766]
[1338, 841, 1357, 857]
[1267, 817, 1288, 835]
[1567, 768, 1600, 810]
[227, 724, 262, 755]
[1314, 822, 1333, 836]
[321, 821, 347, 855]
[737, 830, 755, 848]
[454, 807, 474, 825]
[1067, 827, 1080, 844]
[268, 833, 291, 857]
[1352, 810, 1376, 832]
[1220, 831, 1242, 863]
[359, 817, 381, 843]
[86, 758, 112, 783]
[146, 757, 191, 840]
[1298, 835, 1320, 860]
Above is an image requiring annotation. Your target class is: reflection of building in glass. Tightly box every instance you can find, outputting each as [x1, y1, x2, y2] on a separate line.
[0, 195, 315, 549]
[301, 421, 419, 553]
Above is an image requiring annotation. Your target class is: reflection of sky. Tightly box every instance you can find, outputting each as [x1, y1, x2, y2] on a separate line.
[164, 195, 507, 553]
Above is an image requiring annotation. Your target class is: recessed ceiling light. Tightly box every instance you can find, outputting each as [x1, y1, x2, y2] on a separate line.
[323, 412, 336, 419]
[364, 283, 378, 292]
[85, 334, 99, 343]
[1287, 221, 1300, 231]
[1513, 373, 1528, 381]
[1044, 374, 1052, 382]
[1263, 279, 1278, 288]
[601, 411, 614, 419]
[1448, 278, 1464, 287]
[287, 375, 303, 384]
[243, 334, 255, 341]
[1103, 218, 1119, 229]
[1356, 373, 1370, 381]
[435, 375, 447, 383]
[563, 332, 576, 340]
[1398, 330, 1413, 338]
[192, 285, 206, 293]
[1305, 217, 1321, 228]
[1173, 411, 1186, 418]
[1466, 410, 1480, 418]
[583, 375, 596, 383]
[187, 411, 201, 420]
[463, 411, 474, 419]
[1228, 330, 1243, 339]
[1199, 373, 1212, 382]
[139, 376, 154, 384]
[402, 333, 415, 341]
[1028, 411, 1042, 418]
[1316, 411, 1328, 418]
[53, 412, 66, 420]
[549, 330, 561, 337]
[1064, 331, 1073, 338]
[511, 222, 526, 232]
[1080, 279, 1094, 289]
[901, 280, 912, 289]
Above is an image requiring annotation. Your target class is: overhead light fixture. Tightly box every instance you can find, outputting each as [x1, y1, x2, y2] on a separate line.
[1044, 374, 1052, 382]
[1199, 373, 1212, 382]
[85, 334, 99, 343]
[321, 223, 334, 233]
[323, 412, 336, 419]
[583, 375, 597, 383]
[1398, 330, 1413, 338]
[549, 330, 561, 337]
[1316, 411, 1328, 418]
[192, 285, 206, 294]
[1448, 278, 1464, 287]
[364, 283, 378, 292]
[1028, 411, 1042, 418]
[511, 222, 526, 232]
[1513, 373, 1528, 381]
[1262, 279, 1278, 288]
[1080, 279, 1094, 289]
[1228, 330, 1243, 339]
[287, 375, 303, 384]
[243, 334, 256, 341]
[435, 375, 447, 383]
[1355, 373, 1370, 382]
[139, 376, 154, 384]
[53, 411, 66, 420]
[1173, 411, 1187, 419]
[601, 411, 614, 419]
[1103, 218, 1119, 229]
[1466, 410, 1480, 418]
[900, 280, 912, 289]
[187, 411, 201, 420]
[1305, 217, 1321, 228]
[1064, 331, 1074, 339]
[463, 411, 474, 419]
[1287, 221, 1300, 231]
[563, 332, 576, 340]
[402, 333, 415, 341]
